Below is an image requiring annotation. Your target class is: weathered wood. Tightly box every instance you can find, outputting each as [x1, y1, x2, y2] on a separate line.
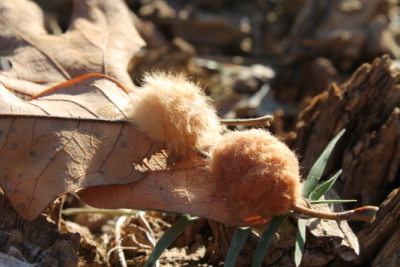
[0, 190, 80, 266]
[357, 188, 400, 266]
[340, 108, 400, 205]
[0, 252, 33, 267]
[209, 197, 359, 267]
[296, 55, 400, 207]
[371, 228, 400, 267]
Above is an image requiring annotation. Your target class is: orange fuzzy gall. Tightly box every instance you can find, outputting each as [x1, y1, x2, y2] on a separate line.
[210, 129, 301, 224]
[127, 72, 222, 157]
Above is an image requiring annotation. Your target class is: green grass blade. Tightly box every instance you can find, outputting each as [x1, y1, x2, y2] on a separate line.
[302, 129, 345, 198]
[294, 131, 344, 265]
[310, 199, 357, 204]
[224, 227, 252, 267]
[144, 214, 197, 267]
[309, 170, 342, 201]
[295, 219, 306, 267]
[252, 214, 289, 267]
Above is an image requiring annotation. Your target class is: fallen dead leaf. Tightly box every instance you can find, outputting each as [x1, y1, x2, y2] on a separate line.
[77, 152, 236, 226]
[1, 0, 235, 226]
[0, 75, 164, 220]
[1, 74, 132, 119]
[0, 0, 144, 96]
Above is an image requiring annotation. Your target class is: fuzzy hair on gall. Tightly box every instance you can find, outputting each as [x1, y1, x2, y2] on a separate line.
[127, 72, 222, 157]
[211, 129, 301, 222]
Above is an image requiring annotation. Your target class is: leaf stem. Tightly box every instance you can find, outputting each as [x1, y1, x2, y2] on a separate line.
[220, 115, 273, 126]
[291, 204, 379, 223]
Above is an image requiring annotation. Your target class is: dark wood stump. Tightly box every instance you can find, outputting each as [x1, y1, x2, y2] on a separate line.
[0, 190, 80, 266]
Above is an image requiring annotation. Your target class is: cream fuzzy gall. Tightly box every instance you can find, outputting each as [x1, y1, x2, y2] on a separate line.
[211, 129, 301, 224]
[127, 72, 222, 157]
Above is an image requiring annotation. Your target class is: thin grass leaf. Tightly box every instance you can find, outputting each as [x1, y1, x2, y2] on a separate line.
[310, 199, 357, 204]
[302, 129, 345, 198]
[144, 214, 197, 267]
[224, 227, 252, 267]
[295, 219, 307, 267]
[252, 214, 289, 267]
[309, 170, 342, 201]
[294, 130, 344, 266]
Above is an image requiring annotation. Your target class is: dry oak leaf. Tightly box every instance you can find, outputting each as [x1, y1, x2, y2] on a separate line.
[0, 0, 144, 96]
[0, 74, 164, 220]
[77, 152, 237, 225]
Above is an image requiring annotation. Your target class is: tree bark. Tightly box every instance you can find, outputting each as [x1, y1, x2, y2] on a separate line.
[357, 188, 400, 266]
[296, 55, 400, 207]
[0, 190, 80, 266]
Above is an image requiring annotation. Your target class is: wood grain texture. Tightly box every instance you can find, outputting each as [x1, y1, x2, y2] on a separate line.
[357, 188, 400, 265]
[296, 55, 400, 207]
[0, 190, 80, 266]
